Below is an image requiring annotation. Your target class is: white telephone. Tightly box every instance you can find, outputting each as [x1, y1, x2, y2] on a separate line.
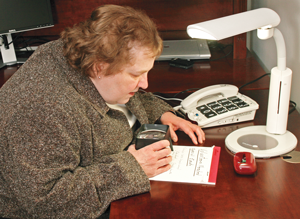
[178, 84, 259, 128]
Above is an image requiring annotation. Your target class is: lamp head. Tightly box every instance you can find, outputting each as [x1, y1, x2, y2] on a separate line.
[187, 8, 280, 40]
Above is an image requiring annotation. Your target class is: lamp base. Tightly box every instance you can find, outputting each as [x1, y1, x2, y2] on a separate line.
[225, 125, 297, 158]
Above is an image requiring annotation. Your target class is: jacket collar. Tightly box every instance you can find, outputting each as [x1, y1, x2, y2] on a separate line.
[51, 39, 149, 124]
[52, 39, 109, 117]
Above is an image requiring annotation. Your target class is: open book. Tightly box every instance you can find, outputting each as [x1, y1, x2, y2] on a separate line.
[150, 145, 221, 185]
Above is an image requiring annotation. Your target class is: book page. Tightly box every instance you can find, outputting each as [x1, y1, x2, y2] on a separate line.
[150, 145, 217, 184]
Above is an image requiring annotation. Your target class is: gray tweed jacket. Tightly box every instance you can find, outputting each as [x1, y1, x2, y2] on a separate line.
[0, 40, 173, 218]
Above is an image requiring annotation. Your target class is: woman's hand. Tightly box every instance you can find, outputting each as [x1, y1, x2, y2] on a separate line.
[160, 112, 205, 145]
[128, 140, 172, 178]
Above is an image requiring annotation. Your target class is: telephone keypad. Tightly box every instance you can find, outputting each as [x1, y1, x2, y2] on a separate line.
[196, 96, 249, 119]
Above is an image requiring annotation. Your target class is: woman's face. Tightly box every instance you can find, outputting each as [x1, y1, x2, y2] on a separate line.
[90, 46, 156, 105]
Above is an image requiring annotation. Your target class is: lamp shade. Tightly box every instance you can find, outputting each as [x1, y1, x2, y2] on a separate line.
[187, 8, 280, 40]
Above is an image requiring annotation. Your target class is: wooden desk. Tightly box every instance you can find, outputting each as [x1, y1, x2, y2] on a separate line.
[110, 89, 300, 219]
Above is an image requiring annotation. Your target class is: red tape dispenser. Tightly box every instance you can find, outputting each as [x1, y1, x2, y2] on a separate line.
[234, 152, 257, 175]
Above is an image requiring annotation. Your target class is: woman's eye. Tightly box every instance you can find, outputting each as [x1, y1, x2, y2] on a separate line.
[131, 73, 141, 78]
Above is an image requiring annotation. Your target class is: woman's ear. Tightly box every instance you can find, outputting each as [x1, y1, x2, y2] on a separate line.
[92, 62, 109, 78]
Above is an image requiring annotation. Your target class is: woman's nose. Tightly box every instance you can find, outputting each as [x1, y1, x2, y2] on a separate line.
[138, 73, 148, 89]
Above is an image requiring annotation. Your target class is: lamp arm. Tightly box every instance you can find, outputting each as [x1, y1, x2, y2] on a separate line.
[257, 27, 286, 70]
[273, 28, 287, 71]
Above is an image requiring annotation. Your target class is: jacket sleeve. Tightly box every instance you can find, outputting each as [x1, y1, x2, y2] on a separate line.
[3, 103, 150, 218]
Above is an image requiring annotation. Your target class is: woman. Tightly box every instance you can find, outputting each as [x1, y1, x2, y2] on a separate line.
[0, 5, 205, 218]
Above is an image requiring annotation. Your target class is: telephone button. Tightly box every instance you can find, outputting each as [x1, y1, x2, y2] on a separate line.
[196, 105, 211, 114]
[236, 102, 249, 108]
[228, 96, 239, 101]
[207, 102, 218, 108]
[215, 108, 228, 114]
[200, 108, 214, 115]
[220, 101, 232, 107]
[211, 104, 223, 111]
[203, 109, 211, 114]
[217, 99, 228, 104]
[204, 112, 217, 118]
[226, 105, 239, 111]
[197, 105, 209, 111]
[229, 97, 244, 104]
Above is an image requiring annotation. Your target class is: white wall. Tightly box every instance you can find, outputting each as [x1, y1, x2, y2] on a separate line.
[248, 0, 300, 112]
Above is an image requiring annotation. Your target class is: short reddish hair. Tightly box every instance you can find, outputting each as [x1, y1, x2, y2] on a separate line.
[61, 4, 163, 76]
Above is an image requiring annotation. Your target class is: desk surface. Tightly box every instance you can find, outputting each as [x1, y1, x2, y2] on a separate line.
[110, 89, 300, 219]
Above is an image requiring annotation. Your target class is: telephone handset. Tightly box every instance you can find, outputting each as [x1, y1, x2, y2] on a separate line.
[179, 84, 259, 128]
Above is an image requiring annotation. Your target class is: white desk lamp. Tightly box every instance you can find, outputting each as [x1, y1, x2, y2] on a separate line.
[187, 8, 297, 158]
